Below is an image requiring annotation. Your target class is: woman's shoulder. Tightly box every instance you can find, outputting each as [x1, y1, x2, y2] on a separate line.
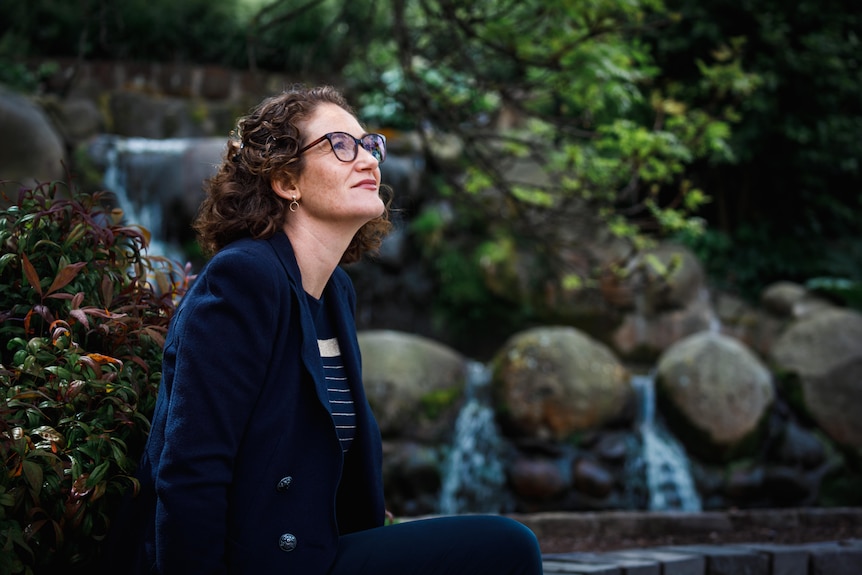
[189, 237, 294, 298]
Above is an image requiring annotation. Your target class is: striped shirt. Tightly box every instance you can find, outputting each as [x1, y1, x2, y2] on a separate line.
[318, 337, 355, 453]
[307, 293, 356, 453]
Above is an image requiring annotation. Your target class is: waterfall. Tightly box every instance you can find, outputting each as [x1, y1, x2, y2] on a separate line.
[438, 361, 509, 515]
[92, 135, 226, 264]
[101, 137, 189, 261]
[631, 373, 702, 512]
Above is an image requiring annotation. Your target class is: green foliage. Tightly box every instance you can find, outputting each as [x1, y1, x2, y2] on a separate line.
[805, 277, 862, 312]
[0, 182, 189, 573]
[410, 203, 532, 353]
[653, 0, 862, 295]
[678, 223, 862, 305]
[1, 0, 244, 67]
[341, 0, 758, 323]
[0, 0, 391, 78]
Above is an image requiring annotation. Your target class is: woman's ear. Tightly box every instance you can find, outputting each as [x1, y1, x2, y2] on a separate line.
[272, 177, 298, 201]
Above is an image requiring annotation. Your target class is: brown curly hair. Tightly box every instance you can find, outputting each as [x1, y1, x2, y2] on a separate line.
[193, 85, 392, 263]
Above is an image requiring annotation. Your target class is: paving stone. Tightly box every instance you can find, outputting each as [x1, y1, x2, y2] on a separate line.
[739, 542, 811, 575]
[542, 559, 621, 574]
[610, 548, 705, 575]
[804, 540, 862, 575]
[544, 552, 659, 575]
[599, 552, 662, 575]
[662, 544, 770, 575]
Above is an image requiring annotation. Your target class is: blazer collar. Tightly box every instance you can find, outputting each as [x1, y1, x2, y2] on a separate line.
[265, 232, 359, 418]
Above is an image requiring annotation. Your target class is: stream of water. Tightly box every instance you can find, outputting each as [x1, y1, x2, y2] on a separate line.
[632, 373, 702, 511]
[438, 361, 510, 515]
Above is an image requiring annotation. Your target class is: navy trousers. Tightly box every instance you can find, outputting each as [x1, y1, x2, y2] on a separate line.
[329, 515, 544, 575]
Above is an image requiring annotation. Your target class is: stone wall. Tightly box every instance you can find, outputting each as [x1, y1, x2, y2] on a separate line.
[27, 57, 291, 104]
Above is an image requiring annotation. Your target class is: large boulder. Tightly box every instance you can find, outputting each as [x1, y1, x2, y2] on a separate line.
[358, 330, 468, 443]
[0, 88, 66, 198]
[491, 326, 632, 441]
[656, 331, 775, 462]
[770, 308, 862, 452]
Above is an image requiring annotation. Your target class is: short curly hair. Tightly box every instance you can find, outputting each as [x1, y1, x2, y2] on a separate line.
[193, 85, 392, 263]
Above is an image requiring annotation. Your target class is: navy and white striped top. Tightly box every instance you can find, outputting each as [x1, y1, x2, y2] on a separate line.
[307, 293, 356, 453]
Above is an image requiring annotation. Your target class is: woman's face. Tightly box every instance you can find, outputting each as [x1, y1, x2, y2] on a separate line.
[280, 103, 384, 234]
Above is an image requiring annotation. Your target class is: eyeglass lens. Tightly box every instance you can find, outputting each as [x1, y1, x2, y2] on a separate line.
[329, 132, 386, 163]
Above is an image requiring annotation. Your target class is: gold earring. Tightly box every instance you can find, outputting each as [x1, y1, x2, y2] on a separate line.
[289, 196, 299, 213]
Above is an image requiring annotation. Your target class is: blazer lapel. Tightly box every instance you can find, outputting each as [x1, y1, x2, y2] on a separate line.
[266, 233, 333, 414]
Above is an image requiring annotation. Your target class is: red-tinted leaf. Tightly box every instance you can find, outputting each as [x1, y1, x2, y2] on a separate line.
[142, 326, 166, 346]
[69, 308, 89, 327]
[101, 274, 114, 308]
[24, 309, 34, 334]
[70, 474, 92, 500]
[85, 353, 122, 367]
[78, 355, 100, 376]
[46, 262, 87, 295]
[21, 252, 42, 297]
[83, 307, 124, 319]
[46, 292, 74, 301]
[129, 355, 150, 371]
[34, 304, 54, 324]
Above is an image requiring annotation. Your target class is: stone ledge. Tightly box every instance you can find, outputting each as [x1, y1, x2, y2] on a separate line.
[509, 507, 862, 542]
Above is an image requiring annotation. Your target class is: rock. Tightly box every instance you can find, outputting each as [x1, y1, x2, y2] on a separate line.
[611, 289, 716, 362]
[761, 282, 809, 317]
[0, 88, 67, 198]
[770, 420, 826, 470]
[761, 281, 834, 320]
[770, 308, 862, 451]
[714, 291, 786, 358]
[572, 457, 615, 498]
[656, 331, 775, 462]
[359, 330, 468, 443]
[381, 439, 443, 516]
[592, 432, 629, 463]
[726, 465, 766, 501]
[509, 455, 569, 501]
[491, 326, 632, 440]
[599, 243, 706, 313]
[48, 96, 104, 145]
[762, 465, 813, 504]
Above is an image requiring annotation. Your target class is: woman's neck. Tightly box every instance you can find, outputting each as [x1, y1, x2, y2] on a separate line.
[283, 220, 353, 299]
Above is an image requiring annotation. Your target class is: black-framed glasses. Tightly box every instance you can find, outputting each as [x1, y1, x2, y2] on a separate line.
[297, 132, 387, 164]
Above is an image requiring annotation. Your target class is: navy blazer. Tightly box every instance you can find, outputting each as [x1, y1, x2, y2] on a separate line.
[120, 232, 385, 574]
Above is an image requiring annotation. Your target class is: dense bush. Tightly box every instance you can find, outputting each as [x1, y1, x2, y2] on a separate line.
[0, 181, 190, 573]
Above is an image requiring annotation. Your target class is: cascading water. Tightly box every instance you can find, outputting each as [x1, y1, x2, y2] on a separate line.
[101, 137, 191, 260]
[631, 373, 702, 511]
[438, 361, 510, 515]
[93, 135, 226, 263]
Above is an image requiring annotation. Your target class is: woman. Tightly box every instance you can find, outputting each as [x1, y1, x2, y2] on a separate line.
[110, 85, 543, 575]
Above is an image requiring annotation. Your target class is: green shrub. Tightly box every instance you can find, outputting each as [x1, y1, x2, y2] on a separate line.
[0, 181, 190, 573]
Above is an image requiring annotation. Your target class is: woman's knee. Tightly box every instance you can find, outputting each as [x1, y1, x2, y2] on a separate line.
[464, 516, 543, 572]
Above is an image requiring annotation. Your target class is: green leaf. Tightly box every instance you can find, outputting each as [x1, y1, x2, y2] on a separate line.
[87, 461, 110, 487]
[21, 461, 43, 499]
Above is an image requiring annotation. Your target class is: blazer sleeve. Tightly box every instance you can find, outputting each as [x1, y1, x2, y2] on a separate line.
[150, 245, 288, 575]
